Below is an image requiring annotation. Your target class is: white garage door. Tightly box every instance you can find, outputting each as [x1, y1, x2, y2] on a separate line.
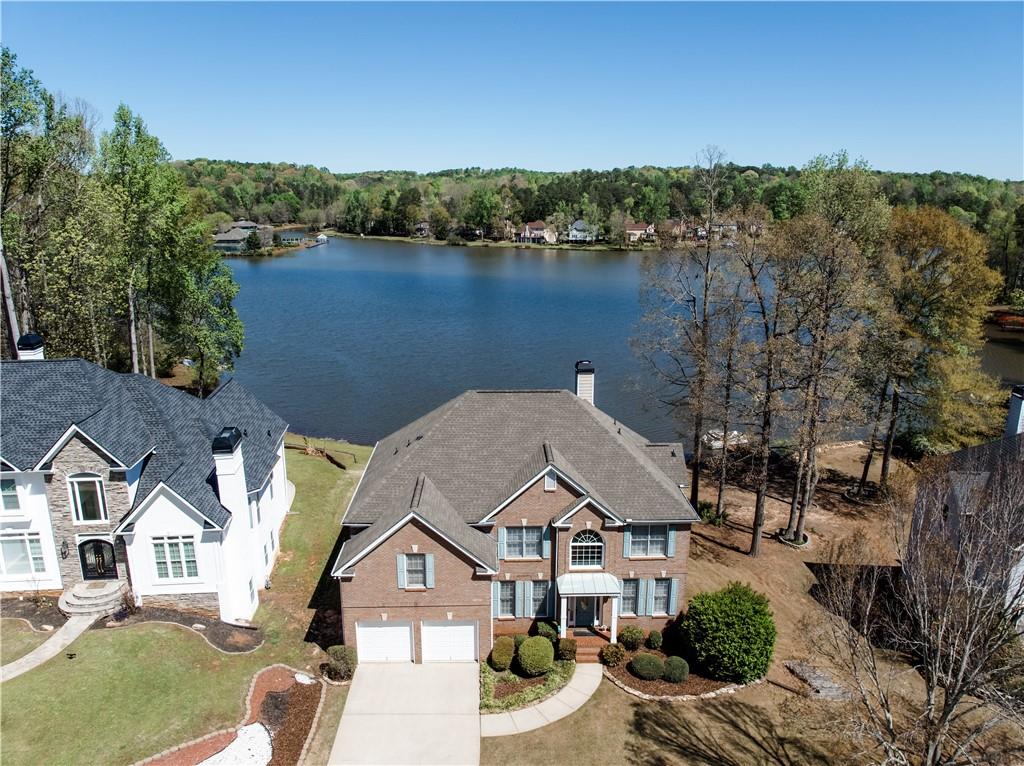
[355, 621, 413, 663]
[421, 620, 478, 662]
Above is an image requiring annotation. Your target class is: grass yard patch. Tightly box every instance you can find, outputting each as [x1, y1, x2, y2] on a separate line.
[0, 618, 49, 665]
[480, 659, 574, 712]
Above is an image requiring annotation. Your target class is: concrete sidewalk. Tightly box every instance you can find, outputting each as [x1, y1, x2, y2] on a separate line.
[480, 663, 602, 737]
[329, 663, 480, 765]
[0, 615, 96, 683]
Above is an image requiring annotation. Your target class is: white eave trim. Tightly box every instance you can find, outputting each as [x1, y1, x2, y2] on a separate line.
[339, 441, 378, 526]
[331, 509, 497, 577]
[477, 464, 589, 524]
[33, 424, 137, 470]
[0, 457, 22, 472]
[552, 495, 624, 527]
[113, 481, 225, 534]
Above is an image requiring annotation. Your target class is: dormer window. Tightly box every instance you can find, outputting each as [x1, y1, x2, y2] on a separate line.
[1, 479, 20, 512]
[544, 470, 557, 492]
[69, 473, 107, 523]
[570, 530, 604, 568]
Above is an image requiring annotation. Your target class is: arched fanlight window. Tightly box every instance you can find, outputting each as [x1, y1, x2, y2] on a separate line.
[68, 473, 107, 523]
[570, 530, 604, 568]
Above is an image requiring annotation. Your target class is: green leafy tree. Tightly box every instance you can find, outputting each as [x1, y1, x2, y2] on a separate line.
[244, 230, 261, 253]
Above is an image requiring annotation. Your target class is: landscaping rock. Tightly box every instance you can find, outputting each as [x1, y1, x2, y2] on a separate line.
[785, 661, 852, 701]
[192, 623, 207, 631]
[41, 624, 54, 631]
[199, 722, 271, 766]
[294, 672, 315, 685]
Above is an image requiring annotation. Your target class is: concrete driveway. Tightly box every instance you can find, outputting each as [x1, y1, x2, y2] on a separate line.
[328, 663, 480, 765]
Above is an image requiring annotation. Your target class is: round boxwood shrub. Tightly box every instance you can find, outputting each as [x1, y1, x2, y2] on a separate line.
[663, 656, 689, 683]
[517, 635, 554, 677]
[599, 643, 626, 667]
[533, 621, 558, 643]
[513, 633, 529, 649]
[618, 625, 645, 651]
[628, 652, 665, 681]
[646, 629, 663, 650]
[681, 582, 776, 684]
[557, 638, 577, 661]
[489, 636, 515, 671]
[325, 644, 358, 681]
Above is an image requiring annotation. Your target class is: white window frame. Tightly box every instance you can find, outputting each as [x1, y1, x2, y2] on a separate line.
[1, 477, 21, 513]
[68, 473, 108, 524]
[405, 553, 426, 587]
[621, 578, 639, 615]
[653, 578, 671, 616]
[630, 524, 668, 558]
[570, 530, 604, 569]
[151, 535, 199, 581]
[543, 470, 557, 492]
[532, 580, 549, 617]
[499, 581, 515, 617]
[0, 532, 45, 576]
[506, 526, 543, 559]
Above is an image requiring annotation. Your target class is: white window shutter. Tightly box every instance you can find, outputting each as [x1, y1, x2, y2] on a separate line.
[514, 581, 525, 618]
[492, 581, 500, 618]
[668, 578, 680, 615]
[623, 525, 632, 558]
[396, 553, 407, 589]
[524, 581, 534, 617]
[425, 554, 435, 588]
[497, 527, 507, 559]
[542, 526, 551, 559]
[666, 524, 676, 557]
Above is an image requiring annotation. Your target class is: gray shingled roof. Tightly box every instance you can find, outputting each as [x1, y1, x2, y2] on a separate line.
[335, 473, 497, 574]
[1, 359, 287, 528]
[342, 389, 697, 530]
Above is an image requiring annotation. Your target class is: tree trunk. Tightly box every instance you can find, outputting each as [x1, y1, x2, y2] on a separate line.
[689, 411, 703, 508]
[0, 237, 21, 356]
[750, 372, 773, 557]
[716, 347, 735, 518]
[147, 318, 156, 378]
[794, 454, 818, 542]
[786, 445, 807, 537]
[857, 376, 890, 496]
[880, 383, 901, 488]
[127, 275, 139, 374]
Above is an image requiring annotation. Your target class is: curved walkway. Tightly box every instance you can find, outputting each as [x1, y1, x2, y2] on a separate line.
[480, 663, 602, 737]
[0, 614, 96, 682]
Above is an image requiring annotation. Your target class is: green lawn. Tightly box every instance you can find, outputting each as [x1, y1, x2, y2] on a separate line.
[0, 619, 49, 665]
[0, 436, 371, 766]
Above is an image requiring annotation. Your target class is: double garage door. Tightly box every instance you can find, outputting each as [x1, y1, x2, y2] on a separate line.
[355, 620, 477, 663]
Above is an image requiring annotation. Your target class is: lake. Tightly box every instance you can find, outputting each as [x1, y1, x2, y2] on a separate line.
[225, 236, 1024, 446]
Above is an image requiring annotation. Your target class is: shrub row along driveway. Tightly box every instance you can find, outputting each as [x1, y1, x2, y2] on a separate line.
[329, 663, 480, 765]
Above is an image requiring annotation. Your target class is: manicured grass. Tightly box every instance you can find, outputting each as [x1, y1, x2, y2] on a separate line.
[0, 435, 371, 766]
[0, 618, 49, 664]
[480, 660, 575, 712]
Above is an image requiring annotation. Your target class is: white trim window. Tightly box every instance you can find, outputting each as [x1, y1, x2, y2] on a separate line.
[543, 470, 557, 492]
[152, 536, 198, 579]
[499, 581, 515, 617]
[531, 580, 549, 617]
[653, 578, 671, 615]
[1, 478, 20, 512]
[0, 532, 45, 575]
[506, 526, 543, 558]
[68, 473, 107, 523]
[570, 530, 604, 568]
[630, 525, 668, 557]
[405, 553, 426, 587]
[621, 578, 639, 615]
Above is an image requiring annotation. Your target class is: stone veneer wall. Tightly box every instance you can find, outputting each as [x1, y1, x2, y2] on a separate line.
[143, 591, 220, 617]
[45, 434, 132, 588]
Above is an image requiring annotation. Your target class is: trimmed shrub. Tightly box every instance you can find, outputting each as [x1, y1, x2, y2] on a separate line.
[618, 625, 645, 651]
[599, 643, 626, 667]
[513, 633, 529, 649]
[629, 653, 665, 681]
[663, 656, 689, 683]
[533, 620, 558, 643]
[681, 582, 777, 684]
[489, 636, 515, 671]
[557, 638, 577, 662]
[646, 629, 663, 650]
[325, 645, 358, 681]
[517, 635, 554, 677]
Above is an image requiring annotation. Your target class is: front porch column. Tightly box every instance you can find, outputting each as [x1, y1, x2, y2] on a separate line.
[560, 596, 568, 638]
[610, 595, 619, 643]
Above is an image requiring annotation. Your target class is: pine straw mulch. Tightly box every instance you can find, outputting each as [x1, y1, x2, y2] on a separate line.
[1, 597, 67, 630]
[606, 648, 731, 697]
[96, 606, 264, 653]
[493, 673, 548, 700]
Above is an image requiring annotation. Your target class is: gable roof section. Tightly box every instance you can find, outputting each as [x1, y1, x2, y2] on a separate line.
[0, 359, 287, 529]
[552, 493, 623, 527]
[342, 389, 697, 529]
[332, 473, 497, 575]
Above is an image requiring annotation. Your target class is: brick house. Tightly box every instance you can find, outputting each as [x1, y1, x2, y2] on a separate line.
[331, 361, 698, 663]
[0, 336, 292, 622]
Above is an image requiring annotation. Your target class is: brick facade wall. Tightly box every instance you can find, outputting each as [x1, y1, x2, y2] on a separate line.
[45, 435, 132, 588]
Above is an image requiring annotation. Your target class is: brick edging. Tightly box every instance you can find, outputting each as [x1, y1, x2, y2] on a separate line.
[602, 666, 764, 701]
[2, 616, 56, 634]
[296, 675, 328, 766]
[133, 664, 321, 766]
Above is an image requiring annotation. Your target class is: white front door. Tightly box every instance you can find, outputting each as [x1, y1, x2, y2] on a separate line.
[421, 620, 477, 662]
[355, 620, 413, 662]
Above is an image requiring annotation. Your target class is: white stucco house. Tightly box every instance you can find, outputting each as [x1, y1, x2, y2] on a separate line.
[0, 334, 293, 622]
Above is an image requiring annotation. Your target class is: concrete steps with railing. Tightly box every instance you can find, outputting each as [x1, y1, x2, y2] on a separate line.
[58, 581, 127, 617]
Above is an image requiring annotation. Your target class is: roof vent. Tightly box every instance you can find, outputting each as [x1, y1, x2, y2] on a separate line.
[16, 333, 44, 361]
[212, 426, 243, 454]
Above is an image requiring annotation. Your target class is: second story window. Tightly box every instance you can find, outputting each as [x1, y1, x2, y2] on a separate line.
[630, 525, 668, 557]
[570, 530, 604, 568]
[405, 553, 426, 587]
[69, 473, 107, 523]
[1, 478, 20, 512]
[506, 526, 543, 558]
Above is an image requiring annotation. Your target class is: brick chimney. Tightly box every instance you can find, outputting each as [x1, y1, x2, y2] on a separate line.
[575, 360, 595, 405]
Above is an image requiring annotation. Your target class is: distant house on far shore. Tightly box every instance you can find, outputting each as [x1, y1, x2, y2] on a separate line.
[212, 220, 273, 253]
[414, 221, 431, 238]
[568, 219, 597, 244]
[626, 222, 655, 244]
[278, 230, 305, 246]
[518, 221, 557, 245]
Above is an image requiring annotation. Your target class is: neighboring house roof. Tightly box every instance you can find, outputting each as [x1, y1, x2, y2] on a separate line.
[0, 359, 288, 528]
[525, 221, 546, 230]
[626, 223, 651, 231]
[570, 219, 590, 230]
[341, 389, 697, 532]
[214, 228, 248, 242]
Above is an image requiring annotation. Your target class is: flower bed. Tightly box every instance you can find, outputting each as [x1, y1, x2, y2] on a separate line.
[1, 597, 67, 630]
[604, 648, 730, 698]
[480, 660, 575, 712]
[97, 606, 263, 653]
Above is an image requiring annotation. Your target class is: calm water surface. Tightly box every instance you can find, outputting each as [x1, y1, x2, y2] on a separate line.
[225, 237, 1024, 445]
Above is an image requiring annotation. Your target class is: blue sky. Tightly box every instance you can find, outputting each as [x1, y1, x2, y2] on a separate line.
[3, 2, 1022, 178]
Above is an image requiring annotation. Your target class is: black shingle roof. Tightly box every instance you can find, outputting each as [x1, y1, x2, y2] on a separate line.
[1, 359, 287, 528]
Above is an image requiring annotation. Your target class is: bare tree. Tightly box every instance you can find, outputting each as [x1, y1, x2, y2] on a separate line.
[812, 444, 1024, 765]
